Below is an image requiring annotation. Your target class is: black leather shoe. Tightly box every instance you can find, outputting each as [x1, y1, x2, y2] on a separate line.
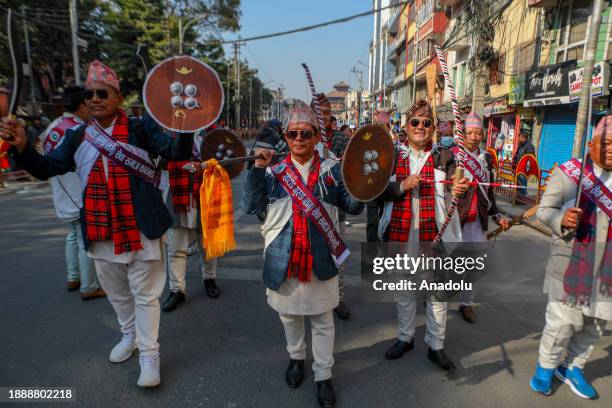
[161, 291, 185, 312]
[285, 359, 304, 388]
[427, 347, 456, 371]
[316, 379, 336, 408]
[333, 301, 351, 320]
[204, 279, 221, 299]
[385, 339, 414, 360]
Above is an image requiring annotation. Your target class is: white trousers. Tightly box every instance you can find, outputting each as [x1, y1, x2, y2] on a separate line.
[94, 258, 166, 356]
[279, 311, 335, 381]
[538, 300, 606, 369]
[395, 291, 447, 350]
[166, 226, 218, 294]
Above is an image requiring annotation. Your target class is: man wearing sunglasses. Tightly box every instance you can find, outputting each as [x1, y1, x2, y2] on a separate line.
[377, 100, 469, 371]
[454, 112, 510, 324]
[0, 60, 193, 388]
[243, 102, 363, 408]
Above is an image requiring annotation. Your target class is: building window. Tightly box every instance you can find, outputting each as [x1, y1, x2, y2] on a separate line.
[490, 53, 506, 84]
[417, 38, 432, 63]
[555, 0, 591, 62]
[417, 0, 434, 27]
[513, 41, 536, 74]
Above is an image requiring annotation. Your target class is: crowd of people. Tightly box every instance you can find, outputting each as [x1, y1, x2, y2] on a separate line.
[0, 58, 609, 408]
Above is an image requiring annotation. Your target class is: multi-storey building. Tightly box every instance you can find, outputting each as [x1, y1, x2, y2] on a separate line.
[525, 0, 612, 170]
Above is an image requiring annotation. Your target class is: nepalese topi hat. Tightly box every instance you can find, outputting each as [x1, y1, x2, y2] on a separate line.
[283, 100, 319, 131]
[465, 111, 483, 130]
[407, 100, 433, 119]
[85, 60, 120, 92]
[592, 115, 612, 140]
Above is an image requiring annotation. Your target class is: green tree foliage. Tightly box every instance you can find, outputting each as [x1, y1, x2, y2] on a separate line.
[0, 0, 279, 123]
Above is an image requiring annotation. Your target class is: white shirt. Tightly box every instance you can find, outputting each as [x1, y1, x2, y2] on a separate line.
[87, 121, 163, 263]
[38, 113, 84, 221]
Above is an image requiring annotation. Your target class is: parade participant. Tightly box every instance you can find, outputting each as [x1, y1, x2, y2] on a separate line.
[454, 112, 509, 323]
[331, 121, 349, 159]
[161, 128, 220, 313]
[530, 116, 611, 400]
[243, 102, 363, 408]
[0, 60, 194, 388]
[37, 85, 105, 300]
[311, 94, 351, 320]
[378, 100, 469, 370]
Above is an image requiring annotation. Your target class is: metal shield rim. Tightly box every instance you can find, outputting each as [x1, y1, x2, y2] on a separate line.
[143, 55, 225, 133]
[341, 124, 394, 202]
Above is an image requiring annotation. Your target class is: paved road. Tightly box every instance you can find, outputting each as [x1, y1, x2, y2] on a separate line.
[0, 177, 610, 408]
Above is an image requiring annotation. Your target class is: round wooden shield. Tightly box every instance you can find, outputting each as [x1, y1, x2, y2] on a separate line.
[341, 124, 394, 202]
[143, 56, 224, 133]
[200, 128, 247, 179]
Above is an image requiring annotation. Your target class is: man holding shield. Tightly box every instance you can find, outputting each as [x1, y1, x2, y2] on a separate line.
[243, 102, 363, 408]
[0, 60, 193, 388]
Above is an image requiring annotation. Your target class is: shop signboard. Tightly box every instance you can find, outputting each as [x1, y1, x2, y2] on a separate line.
[508, 74, 526, 105]
[569, 62, 609, 101]
[484, 99, 514, 116]
[524, 60, 576, 107]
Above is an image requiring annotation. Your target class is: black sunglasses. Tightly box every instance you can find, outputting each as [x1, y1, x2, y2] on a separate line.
[287, 130, 315, 140]
[409, 118, 433, 129]
[85, 89, 109, 100]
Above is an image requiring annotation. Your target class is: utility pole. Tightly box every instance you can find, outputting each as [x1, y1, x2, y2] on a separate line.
[69, 0, 81, 85]
[412, 21, 419, 104]
[233, 40, 242, 129]
[226, 61, 230, 126]
[22, 6, 35, 102]
[249, 77, 252, 128]
[351, 66, 364, 127]
[572, 0, 604, 157]
[259, 81, 263, 122]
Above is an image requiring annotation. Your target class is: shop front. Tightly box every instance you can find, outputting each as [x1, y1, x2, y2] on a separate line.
[524, 60, 610, 170]
[484, 98, 517, 162]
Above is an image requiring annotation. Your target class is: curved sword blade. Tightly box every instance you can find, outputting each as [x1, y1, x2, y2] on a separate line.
[7, 8, 24, 118]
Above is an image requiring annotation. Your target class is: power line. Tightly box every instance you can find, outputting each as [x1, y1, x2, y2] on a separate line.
[221, 0, 411, 44]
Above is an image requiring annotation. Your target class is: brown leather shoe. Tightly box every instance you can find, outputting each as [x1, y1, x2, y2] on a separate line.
[459, 305, 476, 323]
[67, 280, 81, 291]
[81, 288, 107, 301]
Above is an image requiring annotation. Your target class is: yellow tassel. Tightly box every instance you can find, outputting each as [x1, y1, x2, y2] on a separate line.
[199, 159, 236, 260]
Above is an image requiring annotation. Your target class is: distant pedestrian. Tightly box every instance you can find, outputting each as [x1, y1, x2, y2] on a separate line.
[512, 131, 535, 202]
[37, 85, 105, 301]
[26, 117, 45, 148]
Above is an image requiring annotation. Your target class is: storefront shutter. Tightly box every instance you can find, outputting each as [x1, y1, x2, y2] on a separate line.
[538, 105, 578, 170]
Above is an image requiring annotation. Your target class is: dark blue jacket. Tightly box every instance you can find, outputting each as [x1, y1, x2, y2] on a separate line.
[242, 161, 364, 290]
[9, 114, 193, 247]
